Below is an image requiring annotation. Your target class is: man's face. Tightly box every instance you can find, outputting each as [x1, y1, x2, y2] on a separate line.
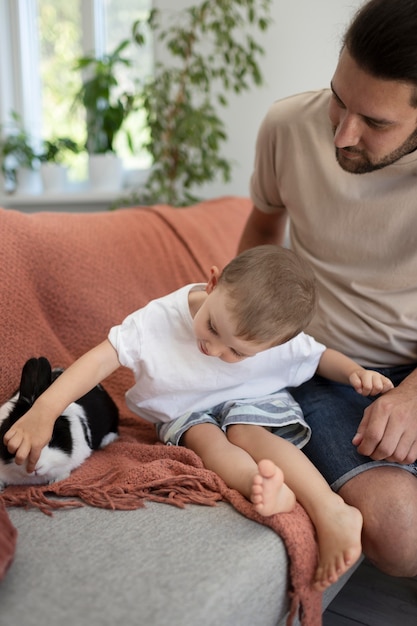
[328, 47, 417, 174]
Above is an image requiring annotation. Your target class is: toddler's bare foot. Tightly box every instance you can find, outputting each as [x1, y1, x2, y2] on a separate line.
[251, 459, 296, 516]
[313, 495, 363, 591]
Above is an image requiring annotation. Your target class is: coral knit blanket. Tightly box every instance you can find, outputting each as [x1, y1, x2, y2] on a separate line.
[0, 199, 321, 625]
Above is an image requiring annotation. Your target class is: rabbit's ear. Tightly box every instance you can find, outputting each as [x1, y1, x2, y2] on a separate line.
[18, 357, 52, 405]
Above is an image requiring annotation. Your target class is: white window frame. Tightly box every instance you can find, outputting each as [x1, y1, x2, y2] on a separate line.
[0, 0, 150, 209]
[0, 0, 109, 138]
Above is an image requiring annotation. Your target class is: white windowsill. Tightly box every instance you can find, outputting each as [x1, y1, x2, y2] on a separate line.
[0, 189, 125, 212]
[0, 169, 149, 213]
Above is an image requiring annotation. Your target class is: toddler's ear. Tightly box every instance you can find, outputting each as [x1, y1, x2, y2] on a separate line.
[206, 266, 220, 294]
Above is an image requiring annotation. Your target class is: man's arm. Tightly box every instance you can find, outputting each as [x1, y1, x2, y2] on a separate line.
[237, 205, 288, 253]
[353, 368, 417, 464]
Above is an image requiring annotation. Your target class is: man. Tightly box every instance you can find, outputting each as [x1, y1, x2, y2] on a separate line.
[238, 0, 417, 577]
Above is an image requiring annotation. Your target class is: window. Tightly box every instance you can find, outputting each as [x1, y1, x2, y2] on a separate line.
[0, 0, 152, 185]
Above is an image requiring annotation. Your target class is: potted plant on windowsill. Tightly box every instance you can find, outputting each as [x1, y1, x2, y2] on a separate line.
[38, 137, 80, 193]
[0, 112, 41, 195]
[125, 0, 272, 207]
[72, 39, 137, 191]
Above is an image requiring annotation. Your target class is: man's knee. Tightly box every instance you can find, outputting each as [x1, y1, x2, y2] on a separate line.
[363, 507, 417, 577]
[339, 467, 417, 577]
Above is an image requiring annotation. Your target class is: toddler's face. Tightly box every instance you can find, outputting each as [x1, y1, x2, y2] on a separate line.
[192, 286, 271, 364]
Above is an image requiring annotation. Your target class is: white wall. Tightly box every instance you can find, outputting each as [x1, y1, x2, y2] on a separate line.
[156, 0, 364, 200]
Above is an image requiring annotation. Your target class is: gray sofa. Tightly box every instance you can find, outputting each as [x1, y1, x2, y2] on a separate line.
[0, 197, 358, 626]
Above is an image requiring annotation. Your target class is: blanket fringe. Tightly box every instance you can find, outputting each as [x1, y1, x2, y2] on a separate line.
[1, 470, 223, 515]
[3, 488, 83, 516]
[286, 588, 322, 626]
[287, 592, 299, 626]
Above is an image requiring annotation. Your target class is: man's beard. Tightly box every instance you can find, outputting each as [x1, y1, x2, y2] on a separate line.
[334, 126, 417, 174]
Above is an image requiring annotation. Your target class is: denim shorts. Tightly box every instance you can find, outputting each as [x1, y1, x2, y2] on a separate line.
[156, 390, 311, 449]
[289, 363, 417, 491]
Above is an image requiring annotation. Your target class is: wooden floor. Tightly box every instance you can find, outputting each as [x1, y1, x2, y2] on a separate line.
[323, 559, 417, 625]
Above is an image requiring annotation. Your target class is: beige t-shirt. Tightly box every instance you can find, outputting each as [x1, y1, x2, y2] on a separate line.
[250, 89, 417, 367]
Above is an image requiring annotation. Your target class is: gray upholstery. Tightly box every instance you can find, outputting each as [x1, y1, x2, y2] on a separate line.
[1, 502, 358, 626]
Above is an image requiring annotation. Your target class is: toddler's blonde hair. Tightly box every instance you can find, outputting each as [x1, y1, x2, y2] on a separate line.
[218, 245, 317, 347]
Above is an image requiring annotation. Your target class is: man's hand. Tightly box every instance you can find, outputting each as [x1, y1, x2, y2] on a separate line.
[352, 382, 417, 464]
[3, 410, 53, 474]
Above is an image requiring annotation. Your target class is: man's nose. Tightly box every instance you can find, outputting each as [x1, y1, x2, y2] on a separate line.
[334, 111, 361, 147]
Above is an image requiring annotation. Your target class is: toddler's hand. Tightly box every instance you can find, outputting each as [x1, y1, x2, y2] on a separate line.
[3, 411, 53, 473]
[349, 369, 394, 397]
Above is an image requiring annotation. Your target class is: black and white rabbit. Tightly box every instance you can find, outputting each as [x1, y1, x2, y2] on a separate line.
[0, 356, 119, 489]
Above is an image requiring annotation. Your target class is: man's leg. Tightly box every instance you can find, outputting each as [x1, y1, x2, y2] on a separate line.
[339, 467, 417, 576]
[290, 368, 417, 577]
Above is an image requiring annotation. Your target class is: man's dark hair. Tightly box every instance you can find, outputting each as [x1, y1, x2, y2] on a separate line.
[344, 0, 417, 105]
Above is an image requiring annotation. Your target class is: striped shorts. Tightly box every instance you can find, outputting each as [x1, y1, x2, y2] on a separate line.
[156, 389, 311, 449]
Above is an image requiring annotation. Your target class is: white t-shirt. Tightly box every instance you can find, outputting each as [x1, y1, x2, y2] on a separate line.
[108, 284, 326, 424]
[251, 89, 417, 367]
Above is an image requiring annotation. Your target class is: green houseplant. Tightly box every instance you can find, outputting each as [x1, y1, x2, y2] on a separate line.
[129, 0, 272, 207]
[72, 39, 138, 190]
[73, 39, 136, 156]
[38, 137, 80, 164]
[38, 137, 80, 192]
[0, 112, 40, 193]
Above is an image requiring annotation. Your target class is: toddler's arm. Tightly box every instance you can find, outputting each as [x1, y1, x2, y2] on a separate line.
[3, 339, 120, 473]
[317, 348, 394, 396]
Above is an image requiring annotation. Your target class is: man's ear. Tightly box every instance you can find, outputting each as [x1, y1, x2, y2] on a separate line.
[206, 266, 220, 294]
